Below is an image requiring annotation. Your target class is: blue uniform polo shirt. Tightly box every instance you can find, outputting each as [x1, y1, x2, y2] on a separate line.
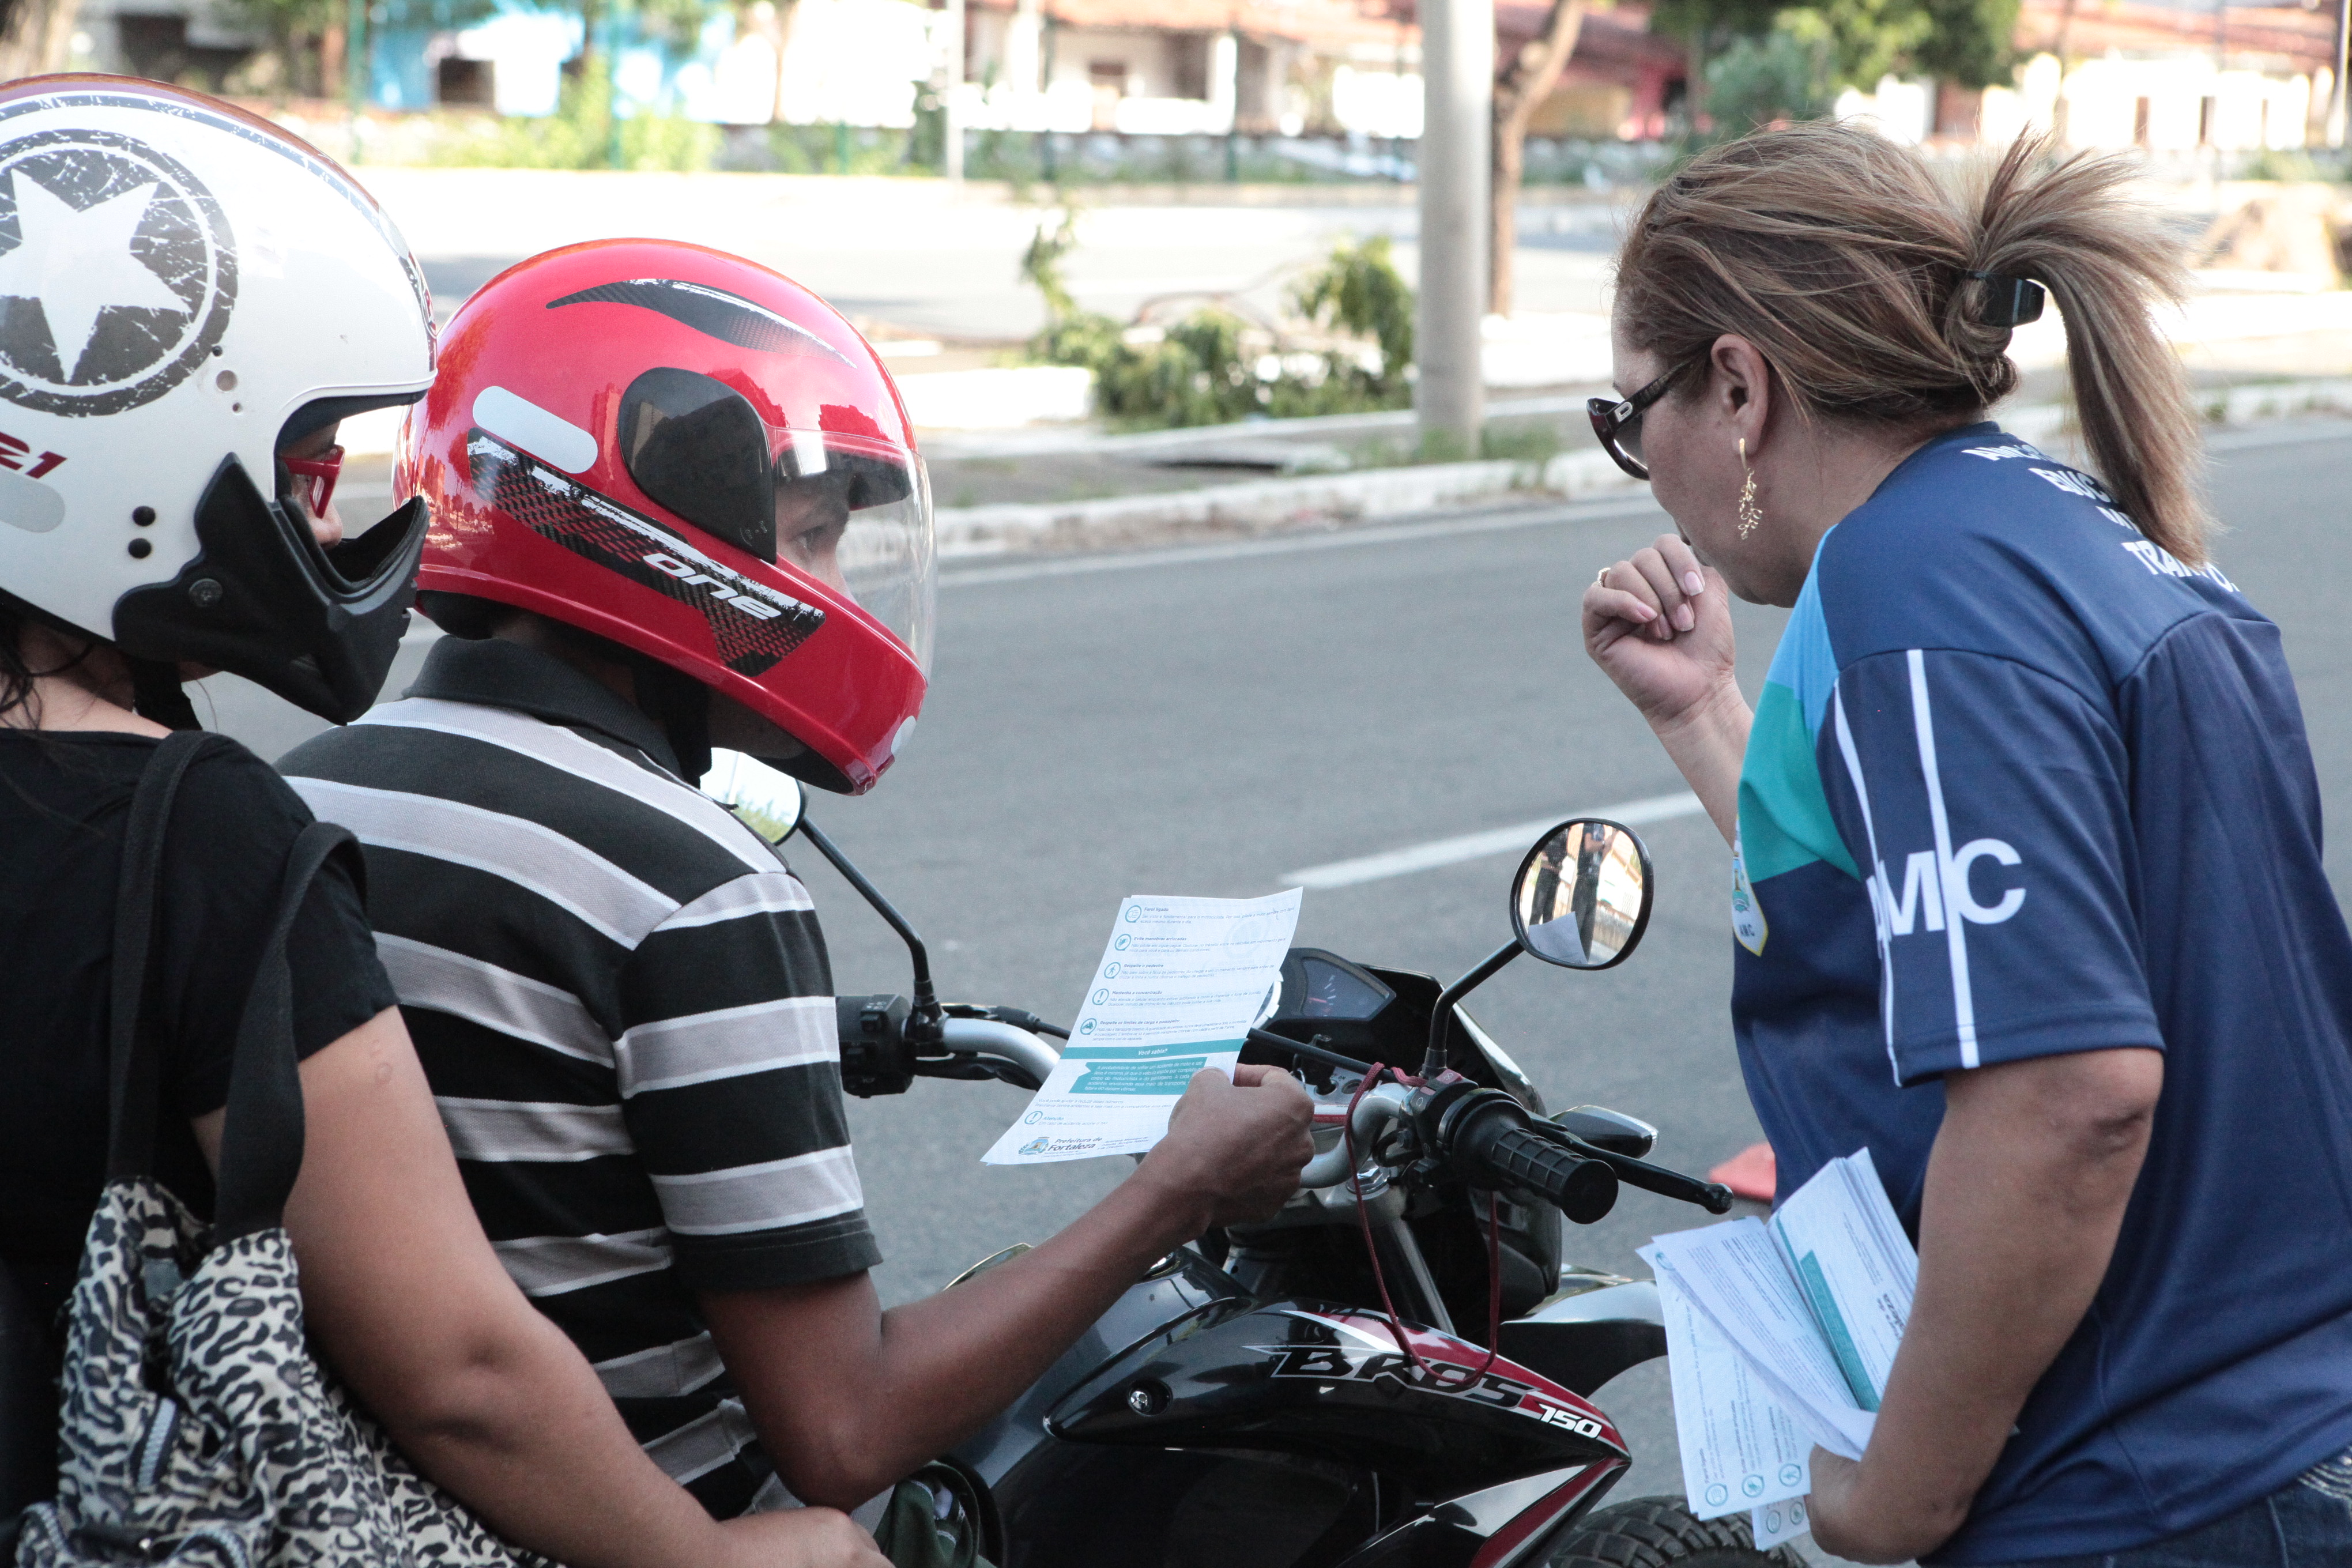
[1729, 422, 2352, 1562]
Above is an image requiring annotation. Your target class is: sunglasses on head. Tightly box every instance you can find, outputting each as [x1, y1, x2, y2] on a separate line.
[1586, 358, 1700, 481]
[281, 445, 345, 522]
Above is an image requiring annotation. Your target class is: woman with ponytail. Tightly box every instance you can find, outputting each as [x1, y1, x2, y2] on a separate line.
[1583, 123, 2352, 1564]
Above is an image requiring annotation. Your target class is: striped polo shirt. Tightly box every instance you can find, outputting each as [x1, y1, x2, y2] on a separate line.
[280, 635, 878, 1517]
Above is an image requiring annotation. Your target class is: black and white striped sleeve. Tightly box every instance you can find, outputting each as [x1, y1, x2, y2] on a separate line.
[613, 868, 880, 1292]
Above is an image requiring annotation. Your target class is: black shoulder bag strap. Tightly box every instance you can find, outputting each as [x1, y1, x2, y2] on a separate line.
[210, 820, 355, 1239]
[103, 731, 224, 1183]
[99, 732, 354, 1233]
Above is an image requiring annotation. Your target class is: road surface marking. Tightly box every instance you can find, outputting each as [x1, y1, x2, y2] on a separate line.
[1280, 790, 1708, 890]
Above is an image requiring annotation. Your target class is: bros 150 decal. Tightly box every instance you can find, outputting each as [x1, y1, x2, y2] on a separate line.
[1257, 1344, 1610, 1441]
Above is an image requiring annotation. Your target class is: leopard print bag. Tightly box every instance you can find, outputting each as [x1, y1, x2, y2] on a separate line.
[14, 734, 551, 1568]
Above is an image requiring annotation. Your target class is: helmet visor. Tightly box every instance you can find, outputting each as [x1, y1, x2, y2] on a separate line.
[620, 367, 934, 672]
[776, 432, 936, 674]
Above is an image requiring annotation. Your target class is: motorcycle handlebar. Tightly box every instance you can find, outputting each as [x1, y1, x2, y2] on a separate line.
[937, 1017, 1061, 1090]
[1468, 1122, 1621, 1225]
[1442, 1091, 1620, 1224]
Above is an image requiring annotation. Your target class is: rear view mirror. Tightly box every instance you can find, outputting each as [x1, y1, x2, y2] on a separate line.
[706, 749, 806, 843]
[1510, 818, 1654, 969]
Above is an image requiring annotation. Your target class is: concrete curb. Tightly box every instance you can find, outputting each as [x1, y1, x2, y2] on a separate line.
[936, 459, 1536, 557]
[931, 388, 2350, 560]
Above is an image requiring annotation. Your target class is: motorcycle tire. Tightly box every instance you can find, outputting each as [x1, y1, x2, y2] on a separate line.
[1534, 1496, 1808, 1568]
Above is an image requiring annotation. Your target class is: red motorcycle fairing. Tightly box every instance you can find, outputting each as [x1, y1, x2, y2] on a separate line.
[1047, 1299, 1629, 1495]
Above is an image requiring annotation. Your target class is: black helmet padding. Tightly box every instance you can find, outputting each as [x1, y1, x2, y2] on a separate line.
[112, 455, 427, 723]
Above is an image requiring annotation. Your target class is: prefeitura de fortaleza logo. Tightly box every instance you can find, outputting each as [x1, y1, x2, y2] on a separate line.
[0, 129, 235, 416]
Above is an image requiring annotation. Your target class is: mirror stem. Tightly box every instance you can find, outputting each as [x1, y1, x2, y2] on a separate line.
[1424, 940, 1521, 1081]
[798, 816, 942, 1039]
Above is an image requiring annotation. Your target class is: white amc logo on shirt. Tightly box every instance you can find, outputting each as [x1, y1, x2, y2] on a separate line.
[1831, 649, 2031, 1072]
[1866, 839, 2026, 938]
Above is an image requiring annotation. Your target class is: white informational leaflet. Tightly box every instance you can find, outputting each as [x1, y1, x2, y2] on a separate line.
[1639, 1250, 1811, 1521]
[1766, 1147, 1914, 1414]
[1647, 1221, 1876, 1460]
[1644, 1148, 1918, 1465]
[982, 889, 1302, 1166]
[1751, 1495, 1810, 1548]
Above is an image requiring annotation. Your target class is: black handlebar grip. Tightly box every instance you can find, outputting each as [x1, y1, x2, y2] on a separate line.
[1467, 1121, 1620, 1225]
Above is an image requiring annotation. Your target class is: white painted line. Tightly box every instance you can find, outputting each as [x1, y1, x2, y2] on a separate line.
[1281, 790, 1708, 891]
[939, 493, 1664, 588]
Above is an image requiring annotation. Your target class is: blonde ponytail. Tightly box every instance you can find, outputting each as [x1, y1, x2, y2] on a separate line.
[1965, 134, 2208, 561]
[1617, 123, 2211, 563]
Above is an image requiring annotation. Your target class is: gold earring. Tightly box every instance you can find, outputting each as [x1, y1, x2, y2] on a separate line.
[1736, 437, 1763, 540]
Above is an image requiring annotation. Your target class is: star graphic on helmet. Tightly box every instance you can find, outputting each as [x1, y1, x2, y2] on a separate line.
[0, 172, 186, 379]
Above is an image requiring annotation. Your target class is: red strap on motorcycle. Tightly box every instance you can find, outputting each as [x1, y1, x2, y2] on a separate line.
[1345, 1062, 1422, 1373]
[1471, 1189, 1505, 1384]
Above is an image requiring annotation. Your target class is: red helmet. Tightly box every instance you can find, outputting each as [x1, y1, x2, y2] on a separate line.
[403, 239, 932, 793]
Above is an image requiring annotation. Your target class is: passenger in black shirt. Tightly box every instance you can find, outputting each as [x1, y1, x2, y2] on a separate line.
[0, 76, 879, 1568]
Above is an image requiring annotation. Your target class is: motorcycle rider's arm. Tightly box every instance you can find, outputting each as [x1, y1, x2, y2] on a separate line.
[699, 1064, 1315, 1511]
[1582, 534, 1748, 846]
[194, 1007, 885, 1568]
[1805, 1046, 2163, 1563]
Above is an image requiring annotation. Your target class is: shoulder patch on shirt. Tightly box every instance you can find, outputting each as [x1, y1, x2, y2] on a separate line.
[1732, 831, 1768, 956]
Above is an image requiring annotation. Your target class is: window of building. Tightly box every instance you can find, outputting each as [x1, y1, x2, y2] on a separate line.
[438, 56, 495, 106]
[1171, 33, 1210, 101]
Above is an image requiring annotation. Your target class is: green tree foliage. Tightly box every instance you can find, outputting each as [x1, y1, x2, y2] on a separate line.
[1703, 16, 1835, 132]
[225, 0, 496, 97]
[1648, 0, 1778, 112]
[1019, 206, 1083, 322]
[428, 71, 718, 169]
[1290, 234, 1412, 398]
[1022, 221, 1417, 429]
[219, 0, 341, 96]
[1660, 0, 2012, 111]
[1798, 0, 1929, 92]
[1911, 0, 2018, 89]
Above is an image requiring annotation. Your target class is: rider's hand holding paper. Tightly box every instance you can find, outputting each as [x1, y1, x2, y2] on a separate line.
[985, 889, 1302, 1164]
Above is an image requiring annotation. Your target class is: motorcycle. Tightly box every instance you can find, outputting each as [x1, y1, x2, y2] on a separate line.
[737, 774, 1794, 1568]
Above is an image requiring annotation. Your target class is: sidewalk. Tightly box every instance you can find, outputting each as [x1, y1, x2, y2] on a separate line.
[925, 378, 2352, 560]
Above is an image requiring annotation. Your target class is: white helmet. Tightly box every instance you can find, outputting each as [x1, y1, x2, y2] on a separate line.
[0, 76, 434, 723]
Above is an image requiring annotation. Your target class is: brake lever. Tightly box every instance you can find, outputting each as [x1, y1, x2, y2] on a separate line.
[941, 1002, 1072, 1041]
[910, 1053, 1044, 1092]
[1528, 1121, 1735, 1213]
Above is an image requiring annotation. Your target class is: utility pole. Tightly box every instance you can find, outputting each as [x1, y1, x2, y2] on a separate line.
[2332, 0, 2349, 146]
[1415, 0, 1492, 457]
[345, 0, 367, 161]
[1224, 18, 1242, 182]
[943, 0, 965, 180]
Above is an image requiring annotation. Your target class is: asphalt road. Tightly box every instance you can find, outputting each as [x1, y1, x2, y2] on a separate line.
[201, 416, 2352, 1523]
